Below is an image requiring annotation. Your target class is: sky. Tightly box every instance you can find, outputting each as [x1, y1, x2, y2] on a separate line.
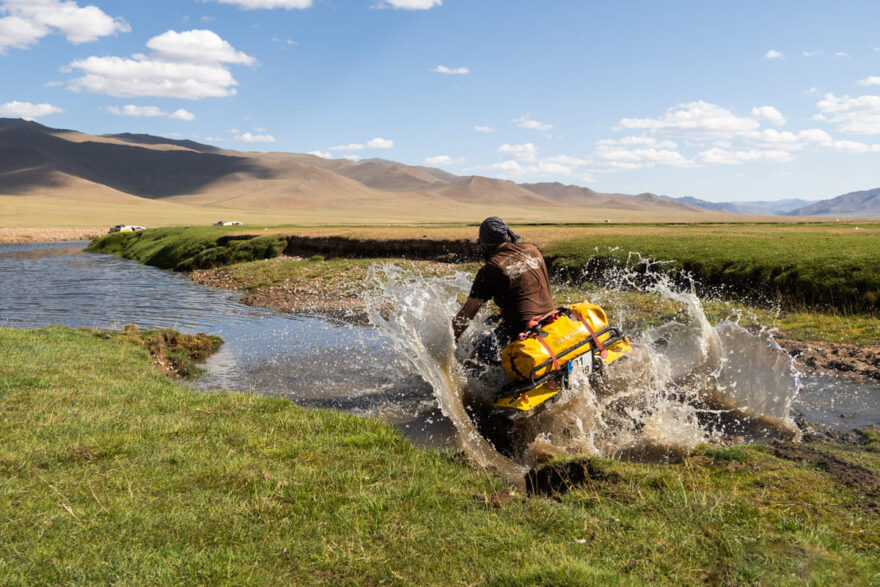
[1, 0, 879, 202]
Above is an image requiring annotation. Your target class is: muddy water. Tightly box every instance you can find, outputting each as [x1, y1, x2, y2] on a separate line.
[1, 242, 878, 478]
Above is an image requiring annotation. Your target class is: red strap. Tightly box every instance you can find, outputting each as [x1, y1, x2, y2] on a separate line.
[526, 310, 559, 330]
[536, 335, 562, 371]
[571, 309, 608, 359]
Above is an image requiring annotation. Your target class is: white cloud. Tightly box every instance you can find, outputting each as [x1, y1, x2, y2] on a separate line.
[744, 128, 831, 151]
[327, 138, 393, 151]
[207, 0, 312, 9]
[816, 93, 880, 134]
[272, 37, 297, 46]
[474, 125, 495, 133]
[802, 50, 824, 57]
[376, 0, 442, 9]
[367, 137, 394, 149]
[498, 142, 537, 162]
[764, 50, 784, 60]
[0, 0, 129, 54]
[0, 0, 131, 55]
[431, 65, 469, 75]
[104, 104, 196, 121]
[513, 115, 552, 132]
[203, 136, 225, 143]
[308, 150, 332, 158]
[425, 155, 464, 166]
[591, 145, 692, 170]
[235, 131, 275, 143]
[835, 51, 850, 58]
[751, 105, 786, 126]
[342, 155, 360, 161]
[0, 100, 63, 119]
[694, 148, 794, 166]
[803, 87, 818, 95]
[617, 101, 761, 139]
[597, 136, 678, 149]
[328, 143, 363, 152]
[65, 29, 255, 99]
[857, 77, 880, 87]
[483, 160, 578, 178]
[146, 29, 255, 66]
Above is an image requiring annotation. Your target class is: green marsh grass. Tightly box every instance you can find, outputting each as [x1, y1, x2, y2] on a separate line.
[1, 327, 879, 584]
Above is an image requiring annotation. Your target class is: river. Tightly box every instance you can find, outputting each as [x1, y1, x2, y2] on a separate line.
[1, 241, 878, 458]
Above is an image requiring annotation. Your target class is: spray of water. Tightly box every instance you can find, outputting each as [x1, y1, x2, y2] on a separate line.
[365, 259, 801, 483]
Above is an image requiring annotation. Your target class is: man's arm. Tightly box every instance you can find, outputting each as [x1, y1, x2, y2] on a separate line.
[452, 297, 484, 340]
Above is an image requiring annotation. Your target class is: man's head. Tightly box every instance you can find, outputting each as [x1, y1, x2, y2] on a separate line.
[477, 217, 520, 246]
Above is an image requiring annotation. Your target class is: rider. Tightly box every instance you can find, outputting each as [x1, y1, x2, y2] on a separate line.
[452, 217, 555, 364]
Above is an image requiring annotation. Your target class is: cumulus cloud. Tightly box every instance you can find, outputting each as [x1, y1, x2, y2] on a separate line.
[591, 144, 692, 170]
[474, 125, 495, 133]
[513, 115, 552, 133]
[328, 143, 363, 152]
[694, 148, 794, 165]
[835, 52, 850, 58]
[0, 0, 129, 54]
[65, 29, 255, 99]
[207, 0, 312, 9]
[431, 65, 469, 75]
[617, 101, 762, 140]
[367, 137, 394, 149]
[764, 50, 784, 60]
[751, 105, 786, 126]
[235, 131, 275, 143]
[597, 136, 678, 149]
[857, 76, 880, 87]
[425, 155, 464, 166]
[327, 138, 393, 151]
[802, 50, 824, 57]
[498, 143, 537, 162]
[0, 100, 63, 119]
[376, 0, 442, 9]
[105, 104, 196, 120]
[816, 93, 880, 134]
[308, 150, 332, 158]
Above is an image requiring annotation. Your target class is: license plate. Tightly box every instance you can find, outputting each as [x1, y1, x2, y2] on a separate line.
[568, 353, 592, 376]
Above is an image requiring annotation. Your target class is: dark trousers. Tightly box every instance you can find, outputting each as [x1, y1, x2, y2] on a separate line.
[473, 322, 518, 365]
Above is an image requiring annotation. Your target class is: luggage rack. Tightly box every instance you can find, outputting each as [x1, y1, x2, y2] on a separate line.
[495, 325, 629, 401]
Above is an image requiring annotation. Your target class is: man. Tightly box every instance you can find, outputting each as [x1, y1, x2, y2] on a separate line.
[452, 217, 556, 364]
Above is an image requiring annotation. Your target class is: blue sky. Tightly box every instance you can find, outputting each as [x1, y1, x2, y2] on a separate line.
[2, 0, 879, 202]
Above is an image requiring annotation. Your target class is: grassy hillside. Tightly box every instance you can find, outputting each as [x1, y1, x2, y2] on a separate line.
[2, 327, 879, 584]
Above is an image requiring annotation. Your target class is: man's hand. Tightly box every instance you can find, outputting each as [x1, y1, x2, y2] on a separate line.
[452, 297, 484, 340]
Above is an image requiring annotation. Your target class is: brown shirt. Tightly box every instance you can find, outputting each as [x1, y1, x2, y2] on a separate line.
[469, 242, 556, 333]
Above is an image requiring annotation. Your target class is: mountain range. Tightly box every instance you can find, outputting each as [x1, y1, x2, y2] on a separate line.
[1, 117, 877, 223]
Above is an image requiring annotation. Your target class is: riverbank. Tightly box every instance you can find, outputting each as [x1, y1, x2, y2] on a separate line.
[83, 225, 880, 378]
[0, 226, 105, 243]
[2, 326, 878, 583]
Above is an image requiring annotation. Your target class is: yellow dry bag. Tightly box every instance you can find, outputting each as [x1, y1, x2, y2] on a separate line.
[500, 302, 631, 382]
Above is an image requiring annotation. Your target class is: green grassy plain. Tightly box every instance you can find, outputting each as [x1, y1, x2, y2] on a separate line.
[2, 327, 879, 584]
[544, 223, 880, 313]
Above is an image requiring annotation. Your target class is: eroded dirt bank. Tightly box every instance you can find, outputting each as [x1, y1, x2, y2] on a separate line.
[189, 262, 880, 381]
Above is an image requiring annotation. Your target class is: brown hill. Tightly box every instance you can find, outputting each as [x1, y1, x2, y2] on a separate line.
[428, 176, 561, 206]
[520, 182, 700, 213]
[0, 118, 719, 223]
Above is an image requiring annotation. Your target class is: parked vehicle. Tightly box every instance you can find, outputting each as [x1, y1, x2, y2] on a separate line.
[108, 225, 146, 233]
[213, 221, 243, 226]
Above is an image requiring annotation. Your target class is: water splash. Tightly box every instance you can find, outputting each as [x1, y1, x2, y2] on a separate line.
[365, 260, 801, 482]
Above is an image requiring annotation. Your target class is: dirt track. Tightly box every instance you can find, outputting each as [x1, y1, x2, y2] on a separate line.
[0, 227, 105, 243]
